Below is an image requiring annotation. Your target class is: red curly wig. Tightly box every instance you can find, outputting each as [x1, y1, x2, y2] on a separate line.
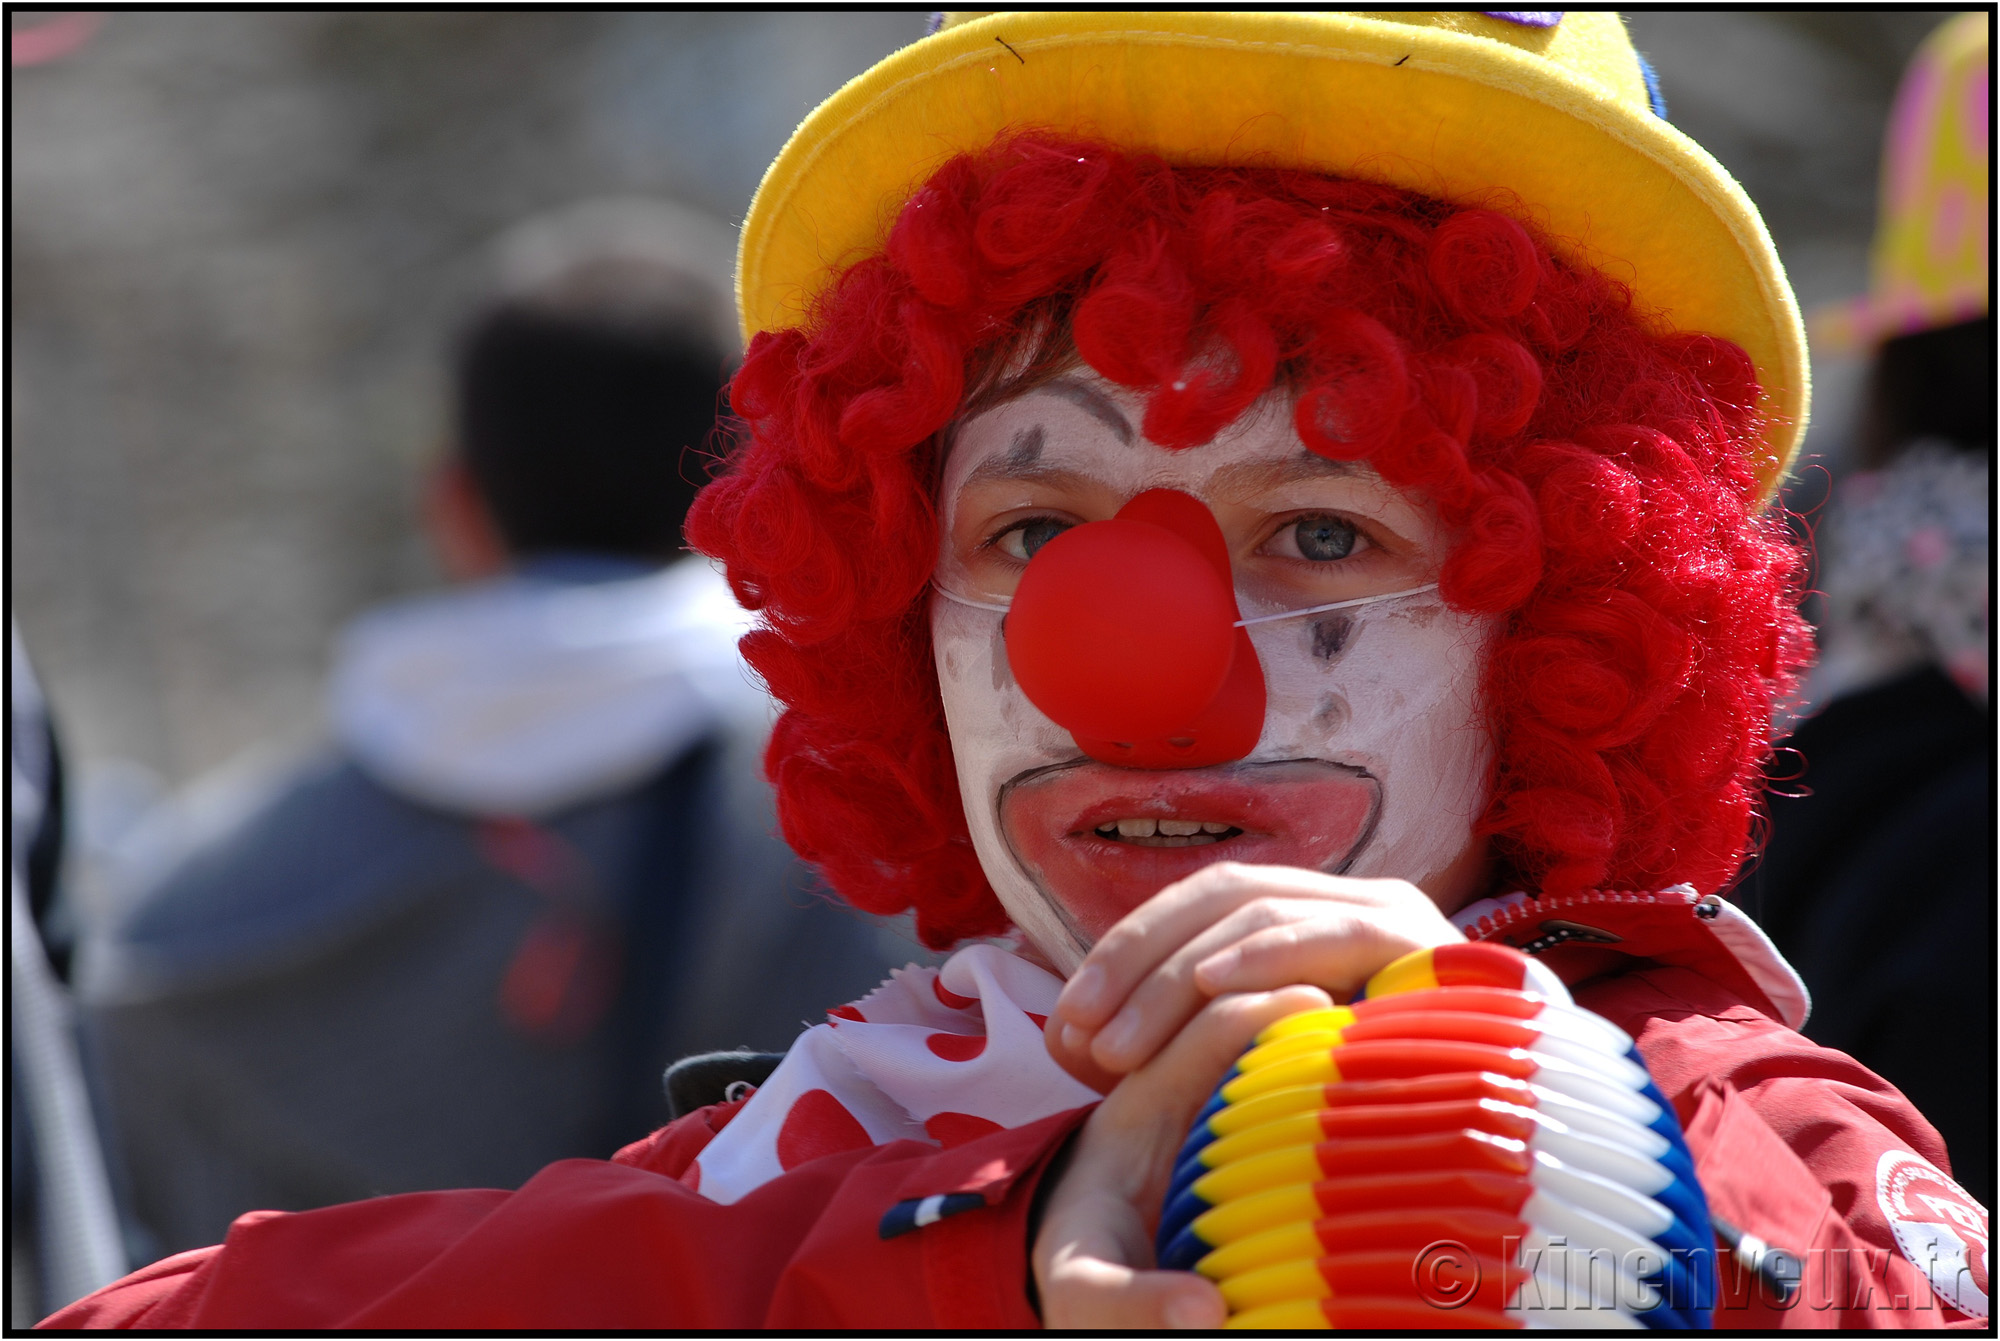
[688, 135, 1809, 950]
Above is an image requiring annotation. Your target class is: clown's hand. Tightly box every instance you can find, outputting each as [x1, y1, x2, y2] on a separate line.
[1047, 863, 1463, 1090]
[1032, 984, 1332, 1328]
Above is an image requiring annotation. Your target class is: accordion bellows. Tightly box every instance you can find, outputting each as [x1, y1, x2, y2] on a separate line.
[1156, 942, 1717, 1329]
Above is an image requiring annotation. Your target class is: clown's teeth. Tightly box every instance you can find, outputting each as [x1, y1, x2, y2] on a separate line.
[1092, 819, 1244, 846]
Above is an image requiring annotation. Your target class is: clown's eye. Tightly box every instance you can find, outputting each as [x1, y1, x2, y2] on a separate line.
[1282, 514, 1360, 562]
[992, 516, 1075, 561]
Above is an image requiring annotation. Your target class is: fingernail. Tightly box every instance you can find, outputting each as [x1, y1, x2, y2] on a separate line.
[1059, 1022, 1089, 1054]
[1058, 962, 1106, 1019]
[1095, 1009, 1138, 1059]
[1193, 947, 1238, 990]
[1164, 1294, 1216, 1330]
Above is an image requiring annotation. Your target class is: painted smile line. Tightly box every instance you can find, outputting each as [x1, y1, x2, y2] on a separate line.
[999, 758, 1383, 943]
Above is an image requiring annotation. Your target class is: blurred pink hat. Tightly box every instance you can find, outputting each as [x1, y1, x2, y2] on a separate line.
[1812, 14, 1990, 352]
[10, 11, 102, 67]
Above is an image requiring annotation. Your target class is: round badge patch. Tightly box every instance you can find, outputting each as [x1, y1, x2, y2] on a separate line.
[1876, 1149, 1989, 1318]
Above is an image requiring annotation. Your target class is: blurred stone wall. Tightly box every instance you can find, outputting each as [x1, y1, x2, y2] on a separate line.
[7, 12, 1960, 869]
[11, 11, 927, 877]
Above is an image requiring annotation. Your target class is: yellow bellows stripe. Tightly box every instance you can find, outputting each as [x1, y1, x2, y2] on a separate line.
[1225, 1298, 1329, 1329]
[1220, 1259, 1330, 1311]
[1195, 1111, 1326, 1173]
[1221, 1053, 1340, 1105]
[1190, 1182, 1321, 1248]
[1255, 1006, 1355, 1046]
[1234, 1029, 1346, 1076]
[1363, 950, 1441, 999]
[1192, 1145, 1324, 1206]
[1197, 1221, 1322, 1280]
[1203, 1083, 1334, 1141]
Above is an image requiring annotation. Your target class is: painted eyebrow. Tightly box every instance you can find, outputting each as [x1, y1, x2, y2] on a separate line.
[1209, 451, 1361, 491]
[1025, 376, 1135, 443]
[960, 447, 1103, 491]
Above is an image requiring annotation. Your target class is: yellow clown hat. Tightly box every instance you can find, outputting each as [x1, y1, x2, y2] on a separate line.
[1811, 13, 1990, 353]
[739, 11, 1810, 500]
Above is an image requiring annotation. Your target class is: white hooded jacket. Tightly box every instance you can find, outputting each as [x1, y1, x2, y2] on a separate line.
[331, 556, 768, 817]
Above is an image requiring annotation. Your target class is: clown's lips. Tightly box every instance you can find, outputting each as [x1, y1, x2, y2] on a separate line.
[998, 759, 1383, 944]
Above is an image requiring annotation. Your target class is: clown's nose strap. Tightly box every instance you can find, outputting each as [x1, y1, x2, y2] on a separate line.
[1003, 489, 1266, 768]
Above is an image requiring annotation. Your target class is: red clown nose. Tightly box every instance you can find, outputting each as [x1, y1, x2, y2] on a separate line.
[1004, 489, 1266, 768]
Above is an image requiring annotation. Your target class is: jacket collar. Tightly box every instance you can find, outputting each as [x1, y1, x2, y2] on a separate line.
[1451, 885, 1811, 1031]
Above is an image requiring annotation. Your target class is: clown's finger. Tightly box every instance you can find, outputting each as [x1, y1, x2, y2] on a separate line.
[1053, 863, 1272, 1032]
[1190, 908, 1462, 998]
[1055, 863, 1388, 1034]
[1038, 1252, 1228, 1330]
[1080, 985, 1337, 1197]
[1084, 896, 1349, 1073]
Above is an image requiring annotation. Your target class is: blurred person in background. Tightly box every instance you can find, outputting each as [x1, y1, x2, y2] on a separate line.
[13, 628, 129, 1323]
[1747, 12, 1992, 1209]
[12, 14, 137, 1323]
[73, 199, 907, 1259]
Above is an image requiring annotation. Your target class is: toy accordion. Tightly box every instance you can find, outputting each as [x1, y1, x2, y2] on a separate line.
[1157, 942, 1716, 1329]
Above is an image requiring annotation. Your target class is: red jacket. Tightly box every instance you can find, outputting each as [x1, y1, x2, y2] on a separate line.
[46, 889, 1988, 1329]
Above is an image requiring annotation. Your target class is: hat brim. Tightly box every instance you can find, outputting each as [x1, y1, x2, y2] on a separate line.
[739, 11, 1808, 501]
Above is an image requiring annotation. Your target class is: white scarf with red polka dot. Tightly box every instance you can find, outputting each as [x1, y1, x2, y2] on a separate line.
[685, 943, 1103, 1203]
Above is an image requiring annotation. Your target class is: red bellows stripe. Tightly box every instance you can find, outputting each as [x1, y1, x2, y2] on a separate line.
[1429, 941, 1538, 990]
[1353, 986, 1544, 1021]
[1310, 1169, 1536, 1220]
[1310, 1206, 1527, 1257]
[1309, 1129, 1532, 1180]
[1326, 1039, 1538, 1082]
[1340, 1010, 1538, 1050]
[1313, 1098, 1528, 1142]
[1314, 1072, 1533, 1110]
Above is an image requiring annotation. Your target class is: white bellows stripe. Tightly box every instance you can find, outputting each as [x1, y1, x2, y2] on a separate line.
[1532, 1153, 1676, 1240]
[1529, 1034, 1650, 1089]
[1526, 1002, 1635, 1054]
[1481, 1100, 1662, 1176]
[1529, 1122, 1675, 1196]
[1512, 1229, 1660, 1314]
[1529, 1085, 1670, 1159]
[1525, 1054, 1660, 1125]
[1523, 1188, 1666, 1276]
[1522, 1308, 1645, 1330]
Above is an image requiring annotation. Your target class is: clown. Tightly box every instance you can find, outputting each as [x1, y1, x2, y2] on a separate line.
[49, 12, 1988, 1331]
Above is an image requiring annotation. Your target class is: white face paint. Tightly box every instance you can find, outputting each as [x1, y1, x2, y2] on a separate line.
[932, 372, 1495, 973]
